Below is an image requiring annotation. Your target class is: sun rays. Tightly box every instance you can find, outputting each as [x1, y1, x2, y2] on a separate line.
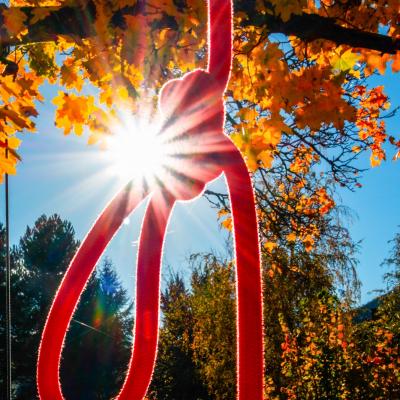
[103, 110, 166, 185]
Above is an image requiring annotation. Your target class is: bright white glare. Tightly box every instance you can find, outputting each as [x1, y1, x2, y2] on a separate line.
[105, 110, 166, 184]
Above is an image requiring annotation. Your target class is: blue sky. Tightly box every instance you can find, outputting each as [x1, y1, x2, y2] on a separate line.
[1, 72, 399, 305]
[0, 81, 230, 300]
[337, 70, 400, 302]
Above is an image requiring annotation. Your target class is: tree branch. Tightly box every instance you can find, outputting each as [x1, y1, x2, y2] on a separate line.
[0, 1, 398, 54]
[263, 13, 400, 54]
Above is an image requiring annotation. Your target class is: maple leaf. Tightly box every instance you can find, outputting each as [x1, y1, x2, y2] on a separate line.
[30, 7, 54, 24]
[217, 208, 233, 231]
[258, 150, 274, 168]
[5, 136, 21, 150]
[53, 92, 95, 135]
[60, 61, 83, 91]
[0, 156, 17, 177]
[391, 52, 400, 72]
[125, 64, 144, 89]
[331, 49, 360, 74]
[0, 107, 30, 129]
[2, 8, 28, 38]
[270, 0, 303, 22]
[363, 51, 390, 76]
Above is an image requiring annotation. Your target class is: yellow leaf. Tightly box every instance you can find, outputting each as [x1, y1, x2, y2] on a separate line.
[264, 241, 277, 252]
[7, 136, 21, 149]
[217, 209, 229, 218]
[56, 35, 75, 53]
[87, 133, 100, 145]
[53, 92, 95, 135]
[332, 49, 360, 73]
[75, 123, 84, 136]
[303, 235, 314, 252]
[99, 86, 113, 107]
[60, 62, 83, 91]
[116, 86, 129, 101]
[188, 15, 200, 26]
[155, 28, 173, 49]
[270, 0, 302, 22]
[244, 149, 259, 172]
[126, 64, 143, 88]
[363, 52, 390, 76]
[0, 157, 17, 176]
[370, 154, 381, 167]
[258, 150, 273, 168]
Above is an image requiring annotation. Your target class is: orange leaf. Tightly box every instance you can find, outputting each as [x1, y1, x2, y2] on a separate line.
[286, 232, 296, 242]
[2, 8, 27, 38]
[31, 7, 54, 24]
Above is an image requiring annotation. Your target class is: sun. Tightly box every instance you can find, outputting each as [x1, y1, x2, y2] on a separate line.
[104, 110, 167, 184]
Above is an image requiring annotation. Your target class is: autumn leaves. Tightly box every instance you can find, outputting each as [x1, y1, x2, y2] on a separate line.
[1, 0, 400, 189]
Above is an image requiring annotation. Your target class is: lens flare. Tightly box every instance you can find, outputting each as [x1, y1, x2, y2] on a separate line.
[102, 101, 231, 200]
[105, 110, 166, 184]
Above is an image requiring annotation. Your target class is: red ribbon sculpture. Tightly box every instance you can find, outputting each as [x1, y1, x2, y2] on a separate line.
[37, 0, 264, 398]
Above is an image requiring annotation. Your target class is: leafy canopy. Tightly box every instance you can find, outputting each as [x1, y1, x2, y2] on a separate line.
[0, 0, 400, 183]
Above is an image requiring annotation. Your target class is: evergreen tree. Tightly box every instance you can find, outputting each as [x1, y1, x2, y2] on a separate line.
[0, 215, 133, 399]
[379, 230, 400, 332]
[0, 223, 18, 400]
[61, 258, 133, 400]
[13, 215, 79, 399]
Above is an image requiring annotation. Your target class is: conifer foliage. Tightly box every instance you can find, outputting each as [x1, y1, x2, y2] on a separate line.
[0, 216, 133, 400]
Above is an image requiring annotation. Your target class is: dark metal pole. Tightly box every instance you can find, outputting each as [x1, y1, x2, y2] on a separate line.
[5, 143, 12, 400]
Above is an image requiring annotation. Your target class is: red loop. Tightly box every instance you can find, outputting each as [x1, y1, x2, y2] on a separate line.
[37, 1, 264, 399]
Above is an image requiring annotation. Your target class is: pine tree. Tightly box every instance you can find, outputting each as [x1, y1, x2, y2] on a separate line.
[0, 216, 133, 399]
[61, 258, 133, 400]
[12, 215, 78, 399]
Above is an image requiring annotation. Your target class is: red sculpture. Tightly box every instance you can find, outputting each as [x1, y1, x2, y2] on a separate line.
[37, 0, 264, 399]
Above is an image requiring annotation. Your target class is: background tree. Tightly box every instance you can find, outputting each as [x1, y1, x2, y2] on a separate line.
[151, 231, 397, 399]
[189, 255, 237, 400]
[148, 188, 362, 399]
[149, 272, 209, 400]
[0, 223, 22, 400]
[0, 215, 133, 399]
[349, 230, 400, 399]
[380, 229, 400, 329]
[12, 214, 78, 399]
[149, 256, 237, 400]
[61, 258, 133, 400]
